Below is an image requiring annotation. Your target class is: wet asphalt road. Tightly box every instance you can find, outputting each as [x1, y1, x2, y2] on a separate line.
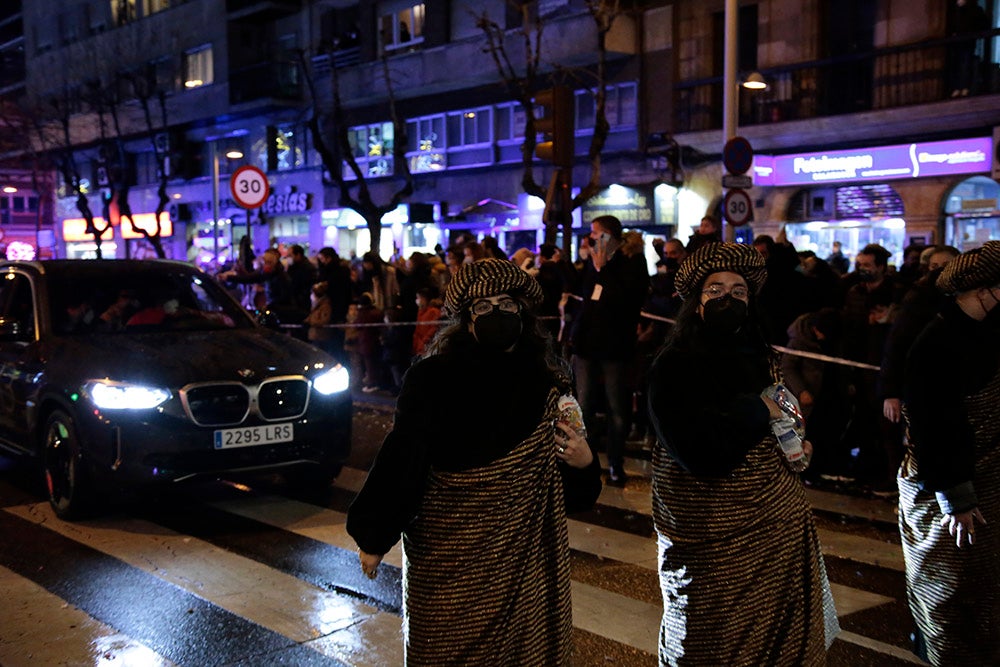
[0, 402, 925, 666]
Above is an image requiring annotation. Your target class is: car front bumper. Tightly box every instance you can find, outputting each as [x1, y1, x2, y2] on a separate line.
[74, 393, 353, 485]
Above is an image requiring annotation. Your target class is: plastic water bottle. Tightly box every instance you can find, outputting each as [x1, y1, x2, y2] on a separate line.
[770, 384, 805, 437]
[762, 384, 808, 472]
[771, 415, 808, 472]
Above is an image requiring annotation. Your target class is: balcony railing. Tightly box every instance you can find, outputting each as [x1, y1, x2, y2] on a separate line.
[674, 29, 1000, 133]
[226, 0, 301, 17]
[229, 60, 301, 105]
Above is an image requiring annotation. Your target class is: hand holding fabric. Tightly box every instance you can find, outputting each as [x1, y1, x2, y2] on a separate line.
[940, 507, 987, 548]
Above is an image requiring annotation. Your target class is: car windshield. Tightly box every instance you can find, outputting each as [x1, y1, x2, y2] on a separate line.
[47, 264, 256, 335]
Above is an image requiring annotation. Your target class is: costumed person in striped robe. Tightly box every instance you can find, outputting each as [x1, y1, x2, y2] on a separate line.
[347, 258, 602, 666]
[899, 240, 1000, 666]
[646, 242, 839, 666]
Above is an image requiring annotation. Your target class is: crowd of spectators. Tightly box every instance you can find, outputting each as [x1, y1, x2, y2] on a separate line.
[218, 226, 961, 493]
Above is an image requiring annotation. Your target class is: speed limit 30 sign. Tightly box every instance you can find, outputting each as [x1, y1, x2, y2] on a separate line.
[230, 165, 270, 209]
[723, 188, 752, 225]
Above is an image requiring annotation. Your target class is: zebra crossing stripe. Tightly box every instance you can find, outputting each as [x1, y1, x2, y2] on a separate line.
[0, 565, 175, 667]
[0, 506, 349, 666]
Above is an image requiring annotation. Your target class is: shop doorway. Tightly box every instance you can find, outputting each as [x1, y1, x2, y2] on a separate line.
[783, 183, 906, 268]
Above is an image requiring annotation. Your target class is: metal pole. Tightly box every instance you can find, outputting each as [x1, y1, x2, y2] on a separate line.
[212, 147, 220, 268]
[722, 0, 738, 242]
[722, 0, 738, 142]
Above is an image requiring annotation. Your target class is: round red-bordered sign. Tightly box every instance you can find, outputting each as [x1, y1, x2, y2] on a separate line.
[723, 136, 754, 176]
[723, 188, 752, 225]
[229, 165, 270, 209]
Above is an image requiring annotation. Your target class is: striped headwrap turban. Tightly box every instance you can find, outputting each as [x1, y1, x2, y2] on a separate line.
[936, 240, 1000, 294]
[674, 242, 767, 300]
[443, 258, 543, 318]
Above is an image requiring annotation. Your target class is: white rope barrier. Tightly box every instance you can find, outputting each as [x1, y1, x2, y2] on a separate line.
[276, 309, 880, 372]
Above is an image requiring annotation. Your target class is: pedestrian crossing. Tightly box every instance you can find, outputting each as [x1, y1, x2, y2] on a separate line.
[0, 453, 929, 666]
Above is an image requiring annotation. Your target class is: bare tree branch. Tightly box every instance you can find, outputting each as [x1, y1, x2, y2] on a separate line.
[299, 48, 414, 255]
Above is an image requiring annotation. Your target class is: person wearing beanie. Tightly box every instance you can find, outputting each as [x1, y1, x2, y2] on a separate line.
[646, 242, 839, 665]
[899, 240, 1000, 666]
[347, 259, 601, 665]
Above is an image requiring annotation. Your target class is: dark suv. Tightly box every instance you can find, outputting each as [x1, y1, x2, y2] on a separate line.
[0, 259, 352, 519]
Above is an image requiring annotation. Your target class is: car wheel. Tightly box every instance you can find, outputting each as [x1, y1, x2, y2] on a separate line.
[43, 410, 93, 520]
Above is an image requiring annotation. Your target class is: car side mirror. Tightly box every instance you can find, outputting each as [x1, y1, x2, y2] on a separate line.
[0, 317, 31, 341]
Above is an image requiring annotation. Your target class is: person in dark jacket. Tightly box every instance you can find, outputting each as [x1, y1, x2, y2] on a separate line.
[685, 215, 722, 254]
[569, 215, 650, 485]
[219, 248, 295, 319]
[315, 247, 352, 360]
[286, 244, 317, 314]
[347, 258, 601, 664]
[782, 307, 849, 481]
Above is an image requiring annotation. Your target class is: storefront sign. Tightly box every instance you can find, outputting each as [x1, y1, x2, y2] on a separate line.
[261, 191, 312, 216]
[119, 213, 174, 239]
[5, 241, 35, 261]
[62, 213, 173, 242]
[768, 137, 991, 186]
[582, 185, 654, 226]
[62, 217, 115, 242]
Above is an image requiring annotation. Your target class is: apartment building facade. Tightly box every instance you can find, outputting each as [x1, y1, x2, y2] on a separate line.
[10, 0, 1000, 267]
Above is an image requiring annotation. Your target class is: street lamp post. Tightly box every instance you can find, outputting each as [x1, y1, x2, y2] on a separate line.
[212, 145, 220, 266]
[210, 144, 245, 269]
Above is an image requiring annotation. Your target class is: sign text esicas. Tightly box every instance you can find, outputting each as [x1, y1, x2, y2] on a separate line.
[261, 192, 313, 216]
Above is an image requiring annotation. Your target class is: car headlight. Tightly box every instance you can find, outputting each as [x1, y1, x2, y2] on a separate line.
[85, 380, 172, 410]
[312, 366, 350, 395]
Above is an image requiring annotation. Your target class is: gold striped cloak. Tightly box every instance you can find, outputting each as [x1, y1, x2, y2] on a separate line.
[401, 389, 573, 665]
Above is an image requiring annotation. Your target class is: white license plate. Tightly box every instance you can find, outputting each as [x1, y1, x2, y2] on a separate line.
[213, 423, 294, 449]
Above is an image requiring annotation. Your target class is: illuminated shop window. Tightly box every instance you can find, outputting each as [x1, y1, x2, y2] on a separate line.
[380, 3, 424, 53]
[183, 45, 213, 89]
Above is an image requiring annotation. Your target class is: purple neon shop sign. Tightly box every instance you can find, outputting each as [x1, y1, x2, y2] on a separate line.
[756, 137, 991, 187]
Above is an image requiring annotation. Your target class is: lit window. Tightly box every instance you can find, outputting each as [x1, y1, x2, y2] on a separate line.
[183, 45, 213, 89]
[112, 0, 137, 26]
[405, 115, 446, 173]
[380, 3, 424, 53]
[143, 0, 171, 15]
[345, 123, 395, 179]
[273, 125, 305, 171]
[447, 107, 492, 148]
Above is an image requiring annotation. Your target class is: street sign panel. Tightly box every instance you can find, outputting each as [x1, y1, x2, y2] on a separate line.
[723, 136, 754, 175]
[723, 188, 752, 225]
[722, 173, 753, 189]
[230, 165, 270, 209]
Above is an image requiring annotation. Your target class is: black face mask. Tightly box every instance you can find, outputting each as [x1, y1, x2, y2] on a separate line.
[472, 312, 523, 350]
[663, 257, 680, 271]
[981, 290, 1000, 325]
[857, 270, 877, 283]
[701, 295, 748, 335]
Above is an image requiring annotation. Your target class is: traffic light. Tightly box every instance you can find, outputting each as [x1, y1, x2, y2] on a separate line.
[534, 86, 575, 168]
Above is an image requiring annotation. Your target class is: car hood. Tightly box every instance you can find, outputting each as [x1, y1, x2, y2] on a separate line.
[48, 328, 334, 387]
